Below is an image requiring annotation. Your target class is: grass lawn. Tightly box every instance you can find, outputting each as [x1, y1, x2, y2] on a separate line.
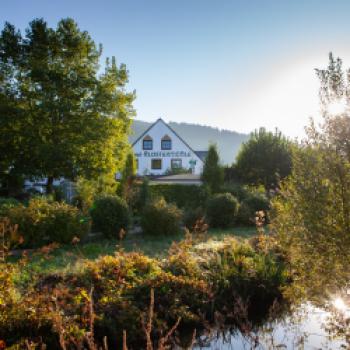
[9, 226, 257, 279]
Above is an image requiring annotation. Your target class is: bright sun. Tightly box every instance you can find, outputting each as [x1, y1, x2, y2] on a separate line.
[332, 297, 347, 312]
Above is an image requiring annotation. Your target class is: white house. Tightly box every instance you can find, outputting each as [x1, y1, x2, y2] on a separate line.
[132, 118, 207, 176]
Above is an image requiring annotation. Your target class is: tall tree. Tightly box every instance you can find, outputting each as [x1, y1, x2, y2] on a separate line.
[235, 128, 292, 189]
[0, 18, 135, 192]
[201, 144, 224, 193]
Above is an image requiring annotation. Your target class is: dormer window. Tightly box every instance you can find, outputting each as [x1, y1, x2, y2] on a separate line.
[161, 135, 172, 150]
[143, 135, 153, 150]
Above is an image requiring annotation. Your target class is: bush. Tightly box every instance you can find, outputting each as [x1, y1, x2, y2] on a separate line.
[183, 206, 206, 231]
[6, 197, 89, 247]
[0, 197, 20, 217]
[237, 193, 270, 225]
[148, 184, 209, 209]
[141, 198, 182, 235]
[90, 195, 130, 238]
[206, 193, 239, 228]
[220, 182, 251, 202]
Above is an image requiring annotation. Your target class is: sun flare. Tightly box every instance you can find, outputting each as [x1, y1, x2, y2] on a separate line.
[332, 297, 347, 312]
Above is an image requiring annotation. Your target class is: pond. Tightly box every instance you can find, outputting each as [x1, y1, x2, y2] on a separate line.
[175, 303, 347, 349]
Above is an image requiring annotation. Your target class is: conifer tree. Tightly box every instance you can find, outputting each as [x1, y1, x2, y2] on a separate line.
[201, 144, 224, 193]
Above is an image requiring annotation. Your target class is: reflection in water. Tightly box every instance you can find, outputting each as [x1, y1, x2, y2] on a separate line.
[175, 303, 347, 349]
[333, 297, 347, 313]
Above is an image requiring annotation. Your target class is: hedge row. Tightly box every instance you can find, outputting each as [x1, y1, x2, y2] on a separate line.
[148, 184, 209, 209]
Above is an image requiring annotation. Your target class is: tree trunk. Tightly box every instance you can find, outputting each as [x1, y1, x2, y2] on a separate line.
[46, 176, 54, 194]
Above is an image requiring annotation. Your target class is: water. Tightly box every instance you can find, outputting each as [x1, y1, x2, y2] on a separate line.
[178, 304, 346, 349]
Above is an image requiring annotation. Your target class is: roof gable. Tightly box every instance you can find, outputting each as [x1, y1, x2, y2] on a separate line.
[132, 118, 204, 163]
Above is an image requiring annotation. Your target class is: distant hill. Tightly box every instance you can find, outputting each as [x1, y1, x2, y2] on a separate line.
[129, 120, 249, 165]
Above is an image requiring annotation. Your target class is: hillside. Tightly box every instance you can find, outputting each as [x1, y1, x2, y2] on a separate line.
[129, 119, 249, 165]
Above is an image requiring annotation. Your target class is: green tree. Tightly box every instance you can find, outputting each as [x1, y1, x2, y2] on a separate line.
[235, 128, 292, 189]
[201, 144, 224, 193]
[273, 53, 350, 300]
[0, 18, 135, 193]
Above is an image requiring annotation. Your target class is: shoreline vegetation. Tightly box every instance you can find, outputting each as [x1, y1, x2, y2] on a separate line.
[1, 229, 290, 349]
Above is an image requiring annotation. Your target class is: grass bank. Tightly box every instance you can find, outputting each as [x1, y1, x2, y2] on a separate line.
[2, 232, 289, 349]
[9, 226, 257, 277]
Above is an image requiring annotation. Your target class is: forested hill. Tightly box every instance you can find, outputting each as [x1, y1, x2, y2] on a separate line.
[129, 119, 249, 165]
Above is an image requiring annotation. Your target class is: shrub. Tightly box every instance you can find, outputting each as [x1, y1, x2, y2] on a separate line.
[90, 195, 130, 238]
[6, 197, 89, 247]
[0, 197, 20, 217]
[148, 184, 209, 209]
[237, 193, 270, 225]
[206, 193, 239, 228]
[130, 177, 150, 215]
[220, 182, 250, 202]
[183, 206, 206, 231]
[141, 198, 182, 235]
[74, 175, 118, 214]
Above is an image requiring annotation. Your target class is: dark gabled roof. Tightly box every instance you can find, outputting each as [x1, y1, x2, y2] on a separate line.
[132, 118, 203, 162]
[194, 151, 208, 161]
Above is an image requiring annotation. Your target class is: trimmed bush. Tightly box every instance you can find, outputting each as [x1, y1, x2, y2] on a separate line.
[237, 193, 270, 225]
[220, 183, 250, 202]
[90, 195, 130, 238]
[206, 193, 239, 228]
[141, 197, 182, 235]
[148, 184, 209, 209]
[7, 197, 89, 247]
[183, 206, 206, 231]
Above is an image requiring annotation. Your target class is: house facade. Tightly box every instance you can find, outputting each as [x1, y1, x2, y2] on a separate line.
[132, 118, 206, 176]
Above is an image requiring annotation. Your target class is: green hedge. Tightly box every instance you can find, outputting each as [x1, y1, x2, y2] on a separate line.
[148, 184, 209, 209]
[206, 193, 239, 228]
[90, 195, 130, 238]
[141, 198, 182, 235]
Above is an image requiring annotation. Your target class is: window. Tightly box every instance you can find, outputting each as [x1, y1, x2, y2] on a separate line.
[171, 159, 182, 169]
[136, 159, 139, 169]
[161, 135, 172, 150]
[143, 135, 153, 150]
[151, 159, 162, 170]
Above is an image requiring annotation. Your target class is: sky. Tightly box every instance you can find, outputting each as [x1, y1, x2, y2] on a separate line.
[2, 0, 350, 138]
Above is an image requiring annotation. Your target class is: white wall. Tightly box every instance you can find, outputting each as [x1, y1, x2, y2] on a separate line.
[133, 119, 204, 175]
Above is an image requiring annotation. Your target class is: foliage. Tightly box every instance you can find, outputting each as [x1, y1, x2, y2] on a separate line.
[235, 128, 293, 189]
[0, 18, 135, 192]
[141, 198, 182, 236]
[0, 218, 20, 261]
[129, 177, 150, 215]
[0, 197, 19, 217]
[148, 183, 209, 209]
[118, 152, 136, 202]
[220, 182, 251, 202]
[206, 193, 239, 228]
[0, 235, 289, 348]
[90, 195, 130, 239]
[74, 174, 117, 214]
[164, 167, 192, 176]
[273, 53, 350, 300]
[201, 144, 224, 193]
[237, 193, 270, 226]
[5, 197, 89, 247]
[183, 206, 206, 232]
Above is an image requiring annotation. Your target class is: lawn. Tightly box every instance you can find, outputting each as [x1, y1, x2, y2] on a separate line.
[9, 226, 257, 278]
